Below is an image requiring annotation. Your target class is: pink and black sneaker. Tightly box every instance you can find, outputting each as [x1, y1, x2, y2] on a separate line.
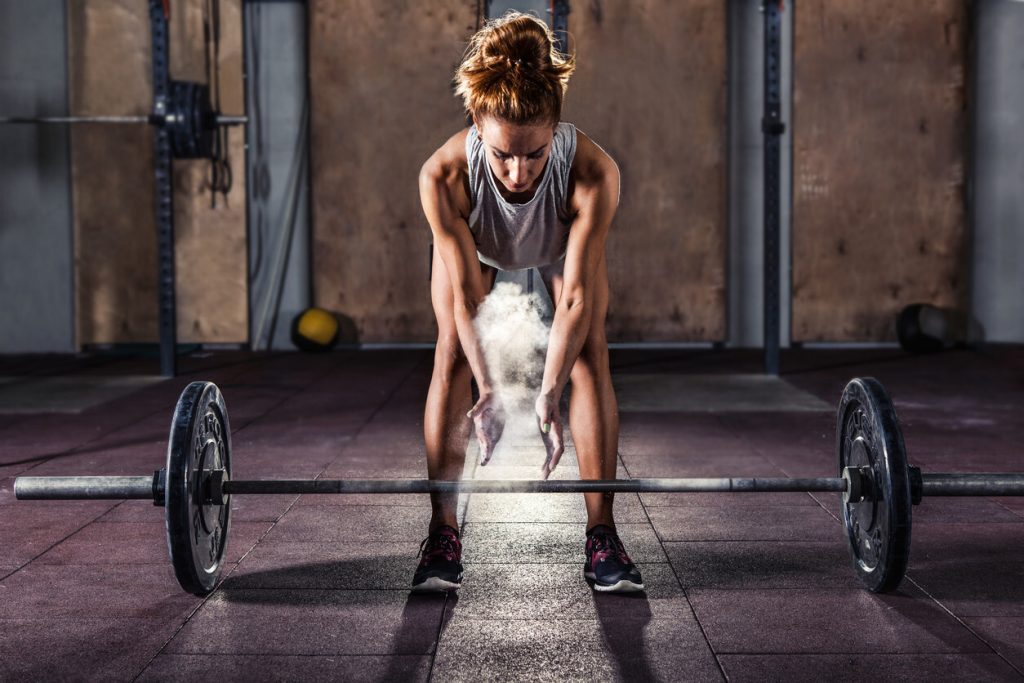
[412, 525, 463, 592]
[584, 525, 645, 593]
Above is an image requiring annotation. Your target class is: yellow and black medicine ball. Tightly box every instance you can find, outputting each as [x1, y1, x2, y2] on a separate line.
[291, 307, 340, 352]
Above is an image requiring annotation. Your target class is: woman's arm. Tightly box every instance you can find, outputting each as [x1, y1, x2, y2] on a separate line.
[540, 133, 620, 401]
[419, 136, 506, 463]
[535, 133, 619, 477]
[418, 139, 495, 394]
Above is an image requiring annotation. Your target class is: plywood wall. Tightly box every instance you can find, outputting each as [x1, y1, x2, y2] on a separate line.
[792, 0, 968, 341]
[563, 0, 727, 340]
[308, 0, 478, 341]
[70, 0, 247, 345]
[309, 0, 727, 342]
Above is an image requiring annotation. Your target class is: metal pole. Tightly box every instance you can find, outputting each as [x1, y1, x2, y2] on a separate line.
[0, 115, 150, 124]
[150, 0, 177, 378]
[224, 477, 848, 495]
[15, 476, 156, 500]
[921, 473, 1024, 497]
[762, 0, 785, 375]
[0, 114, 247, 125]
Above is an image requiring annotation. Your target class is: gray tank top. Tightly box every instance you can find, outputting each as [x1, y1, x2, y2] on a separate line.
[465, 122, 577, 271]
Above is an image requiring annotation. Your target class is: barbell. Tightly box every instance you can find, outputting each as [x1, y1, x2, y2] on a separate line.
[0, 79, 246, 160]
[13, 378, 1024, 596]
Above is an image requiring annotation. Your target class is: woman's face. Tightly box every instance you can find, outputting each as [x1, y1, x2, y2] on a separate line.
[476, 115, 555, 195]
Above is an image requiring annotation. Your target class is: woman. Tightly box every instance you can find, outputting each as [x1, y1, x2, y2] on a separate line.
[415, 12, 643, 594]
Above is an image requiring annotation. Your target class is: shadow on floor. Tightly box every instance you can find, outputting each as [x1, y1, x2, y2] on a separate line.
[594, 589, 655, 679]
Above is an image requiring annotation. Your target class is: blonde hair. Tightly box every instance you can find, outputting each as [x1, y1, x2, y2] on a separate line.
[454, 11, 576, 126]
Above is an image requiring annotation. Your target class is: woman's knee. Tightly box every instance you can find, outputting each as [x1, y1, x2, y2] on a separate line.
[571, 333, 610, 384]
[434, 334, 469, 377]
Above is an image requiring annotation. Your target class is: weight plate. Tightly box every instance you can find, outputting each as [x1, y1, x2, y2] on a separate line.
[837, 377, 911, 593]
[166, 381, 231, 595]
[168, 80, 214, 159]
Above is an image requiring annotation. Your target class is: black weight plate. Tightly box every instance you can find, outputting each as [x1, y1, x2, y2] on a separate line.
[837, 377, 911, 593]
[168, 80, 215, 159]
[166, 381, 231, 595]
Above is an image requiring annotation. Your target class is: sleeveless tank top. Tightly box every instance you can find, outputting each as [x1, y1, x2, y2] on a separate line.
[465, 122, 577, 271]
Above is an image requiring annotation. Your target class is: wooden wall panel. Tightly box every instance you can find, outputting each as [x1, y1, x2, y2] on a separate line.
[309, 1, 478, 341]
[71, 0, 247, 345]
[564, 0, 728, 341]
[793, 1, 968, 341]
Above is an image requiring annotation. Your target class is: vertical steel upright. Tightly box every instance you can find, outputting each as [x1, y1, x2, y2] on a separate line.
[149, 0, 177, 377]
[549, 0, 570, 53]
[762, 0, 785, 375]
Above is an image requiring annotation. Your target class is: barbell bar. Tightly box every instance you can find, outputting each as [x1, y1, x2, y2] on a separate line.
[0, 114, 247, 125]
[0, 79, 244, 160]
[16, 472, 1024, 500]
[12, 378, 1024, 596]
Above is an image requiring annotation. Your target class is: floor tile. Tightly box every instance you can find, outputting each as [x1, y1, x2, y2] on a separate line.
[461, 522, 667, 564]
[964, 617, 1024, 672]
[464, 491, 649, 523]
[224, 541, 420, 590]
[665, 541, 861, 589]
[0, 499, 117, 564]
[449, 563, 687, 621]
[263, 505, 431, 544]
[165, 590, 446, 655]
[647, 505, 841, 542]
[912, 498, 1024, 524]
[36, 520, 271, 565]
[908, 523, 1024, 617]
[432, 616, 722, 682]
[718, 653, 1020, 682]
[0, 618, 180, 681]
[688, 587, 990, 654]
[137, 654, 432, 682]
[0, 564, 202, 619]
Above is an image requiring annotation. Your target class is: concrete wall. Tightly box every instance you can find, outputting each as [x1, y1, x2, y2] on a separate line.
[972, 0, 1024, 343]
[0, 3, 75, 353]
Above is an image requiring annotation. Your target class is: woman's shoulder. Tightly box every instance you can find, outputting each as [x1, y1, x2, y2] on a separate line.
[422, 127, 472, 179]
[569, 128, 618, 186]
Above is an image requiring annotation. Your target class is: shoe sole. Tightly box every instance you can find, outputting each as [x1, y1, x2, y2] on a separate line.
[584, 572, 645, 593]
[411, 576, 462, 592]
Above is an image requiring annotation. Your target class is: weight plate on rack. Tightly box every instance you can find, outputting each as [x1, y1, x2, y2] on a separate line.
[168, 80, 214, 159]
[166, 381, 231, 595]
[837, 377, 912, 593]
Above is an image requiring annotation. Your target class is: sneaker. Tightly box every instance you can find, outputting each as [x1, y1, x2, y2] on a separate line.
[411, 525, 463, 592]
[584, 525, 645, 593]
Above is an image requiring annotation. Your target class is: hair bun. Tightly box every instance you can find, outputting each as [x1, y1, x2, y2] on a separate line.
[455, 11, 576, 125]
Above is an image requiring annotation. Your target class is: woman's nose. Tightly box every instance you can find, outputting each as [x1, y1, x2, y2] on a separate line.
[509, 160, 526, 183]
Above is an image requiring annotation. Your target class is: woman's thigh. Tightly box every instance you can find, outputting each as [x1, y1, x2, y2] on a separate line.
[430, 245, 497, 344]
[537, 255, 610, 344]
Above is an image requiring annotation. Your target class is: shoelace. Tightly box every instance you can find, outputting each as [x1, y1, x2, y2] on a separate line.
[589, 533, 632, 566]
[418, 532, 460, 563]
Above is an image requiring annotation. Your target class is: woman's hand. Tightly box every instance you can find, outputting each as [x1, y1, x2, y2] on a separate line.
[467, 392, 506, 465]
[535, 391, 565, 479]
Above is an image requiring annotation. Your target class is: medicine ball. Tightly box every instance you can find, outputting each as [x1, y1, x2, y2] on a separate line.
[291, 307, 340, 352]
[896, 304, 946, 354]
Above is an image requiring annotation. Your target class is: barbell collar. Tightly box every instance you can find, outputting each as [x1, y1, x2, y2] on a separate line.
[920, 473, 1024, 496]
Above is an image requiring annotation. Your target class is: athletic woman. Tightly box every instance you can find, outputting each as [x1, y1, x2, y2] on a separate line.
[415, 12, 643, 594]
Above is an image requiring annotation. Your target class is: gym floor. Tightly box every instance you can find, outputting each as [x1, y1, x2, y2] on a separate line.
[0, 347, 1022, 681]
